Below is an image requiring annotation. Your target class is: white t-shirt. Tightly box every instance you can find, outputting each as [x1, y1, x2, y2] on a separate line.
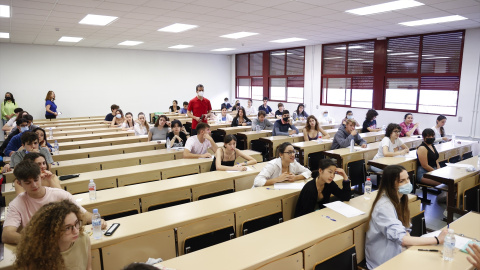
[216, 114, 233, 123]
[6, 116, 16, 127]
[245, 106, 256, 116]
[134, 124, 148, 136]
[432, 125, 445, 142]
[185, 135, 212, 155]
[374, 137, 404, 159]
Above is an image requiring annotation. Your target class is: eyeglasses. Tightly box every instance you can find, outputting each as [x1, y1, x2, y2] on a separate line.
[393, 130, 401, 133]
[63, 219, 82, 234]
[283, 151, 296, 156]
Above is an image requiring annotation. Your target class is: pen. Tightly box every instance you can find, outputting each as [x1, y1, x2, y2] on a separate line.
[418, 249, 439, 252]
[321, 215, 336, 222]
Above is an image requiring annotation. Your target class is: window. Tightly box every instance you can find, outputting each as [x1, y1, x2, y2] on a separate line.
[235, 47, 305, 103]
[320, 30, 464, 115]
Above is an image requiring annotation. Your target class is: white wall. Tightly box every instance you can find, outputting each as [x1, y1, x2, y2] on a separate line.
[235, 27, 480, 139]
[0, 43, 232, 120]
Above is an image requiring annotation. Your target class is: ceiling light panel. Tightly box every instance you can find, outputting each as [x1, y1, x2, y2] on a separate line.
[0, 5, 10, 18]
[79, 14, 118, 26]
[211, 48, 235, 51]
[0, 32, 9, 38]
[169, 44, 193, 49]
[346, 0, 424, 16]
[158, 23, 198, 33]
[399, 15, 467, 26]
[220, 32, 258, 39]
[58, 36, 83, 42]
[118, 41, 143, 46]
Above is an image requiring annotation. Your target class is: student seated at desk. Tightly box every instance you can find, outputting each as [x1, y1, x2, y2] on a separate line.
[111, 109, 125, 127]
[274, 103, 285, 119]
[148, 115, 170, 141]
[121, 112, 135, 131]
[362, 109, 382, 132]
[4, 115, 37, 157]
[2, 131, 53, 173]
[15, 200, 92, 270]
[294, 159, 351, 218]
[180, 101, 189, 114]
[211, 135, 257, 171]
[416, 128, 442, 187]
[167, 120, 188, 148]
[183, 122, 218, 159]
[331, 119, 367, 150]
[2, 160, 107, 245]
[432, 115, 450, 143]
[365, 165, 448, 269]
[251, 110, 273, 131]
[292, 103, 308, 120]
[272, 110, 299, 136]
[104, 104, 119, 122]
[399, 113, 420, 137]
[169, 99, 181, 113]
[134, 112, 150, 136]
[232, 100, 241, 111]
[2, 107, 23, 132]
[216, 105, 233, 123]
[370, 123, 409, 173]
[319, 109, 334, 125]
[231, 107, 252, 127]
[13, 152, 61, 195]
[222, 97, 232, 110]
[33, 127, 53, 152]
[253, 142, 311, 187]
[342, 110, 360, 127]
[258, 97, 273, 115]
[245, 99, 256, 116]
[303, 115, 330, 141]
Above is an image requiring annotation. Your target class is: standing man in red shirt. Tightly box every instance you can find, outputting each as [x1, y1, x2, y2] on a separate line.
[187, 84, 212, 135]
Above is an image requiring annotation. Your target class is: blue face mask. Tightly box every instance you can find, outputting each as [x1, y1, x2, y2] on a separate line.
[20, 126, 28, 132]
[116, 114, 122, 119]
[323, 113, 328, 118]
[347, 115, 353, 119]
[398, 182, 413, 195]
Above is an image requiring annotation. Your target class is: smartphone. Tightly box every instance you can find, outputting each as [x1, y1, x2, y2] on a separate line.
[104, 223, 120, 236]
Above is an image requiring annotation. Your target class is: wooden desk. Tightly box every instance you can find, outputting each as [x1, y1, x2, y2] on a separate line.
[40, 124, 110, 132]
[58, 136, 148, 150]
[37, 120, 108, 128]
[35, 116, 104, 124]
[51, 131, 134, 143]
[217, 126, 252, 137]
[47, 127, 119, 136]
[292, 139, 333, 166]
[236, 130, 272, 149]
[325, 127, 362, 137]
[368, 155, 418, 173]
[259, 135, 305, 160]
[377, 211, 480, 270]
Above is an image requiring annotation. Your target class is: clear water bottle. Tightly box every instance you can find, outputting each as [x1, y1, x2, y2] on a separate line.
[477, 154, 480, 169]
[256, 125, 261, 133]
[452, 133, 456, 145]
[350, 139, 354, 153]
[92, 209, 102, 240]
[49, 127, 53, 139]
[166, 137, 171, 150]
[443, 229, 456, 261]
[88, 179, 96, 200]
[54, 140, 59, 154]
[365, 177, 372, 199]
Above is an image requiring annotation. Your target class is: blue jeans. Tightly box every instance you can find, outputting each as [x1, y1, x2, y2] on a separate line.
[417, 167, 429, 183]
[370, 165, 383, 173]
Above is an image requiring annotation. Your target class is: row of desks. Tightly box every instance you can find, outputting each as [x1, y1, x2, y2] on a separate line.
[34, 116, 104, 124]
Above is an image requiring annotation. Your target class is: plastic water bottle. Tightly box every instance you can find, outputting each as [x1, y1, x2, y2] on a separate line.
[54, 140, 59, 154]
[88, 179, 96, 200]
[350, 139, 354, 153]
[256, 125, 261, 133]
[365, 177, 372, 199]
[317, 134, 323, 144]
[166, 137, 171, 150]
[92, 209, 102, 240]
[477, 154, 480, 169]
[443, 229, 456, 261]
[452, 133, 456, 145]
[49, 128, 53, 139]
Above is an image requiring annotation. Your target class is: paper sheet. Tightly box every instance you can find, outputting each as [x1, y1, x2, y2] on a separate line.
[273, 182, 305, 190]
[422, 230, 473, 249]
[446, 163, 474, 168]
[324, 201, 365, 218]
[226, 167, 253, 173]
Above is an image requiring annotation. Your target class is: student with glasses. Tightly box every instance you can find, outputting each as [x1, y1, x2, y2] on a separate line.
[253, 142, 311, 187]
[370, 123, 409, 173]
[15, 200, 92, 269]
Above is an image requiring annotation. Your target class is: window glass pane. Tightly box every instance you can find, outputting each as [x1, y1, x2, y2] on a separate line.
[418, 90, 458, 115]
[250, 52, 263, 76]
[236, 54, 248, 76]
[387, 36, 420, 74]
[325, 78, 351, 105]
[252, 77, 263, 100]
[323, 44, 346, 74]
[385, 78, 418, 110]
[351, 76, 373, 108]
[287, 77, 304, 103]
[286, 48, 304, 75]
[421, 31, 463, 74]
[270, 50, 285, 75]
[238, 78, 251, 98]
[348, 41, 374, 74]
[270, 78, 286, 101]
[322, 78, 327, 104]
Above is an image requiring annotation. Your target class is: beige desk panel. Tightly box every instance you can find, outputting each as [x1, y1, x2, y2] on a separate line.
[59, 136, 148, 150]
[141, 188, 191, 212]
[235, 199, 282, 237]
[256, 252, 303, 270]
[192, 180, 234, 201]
[353, 222, 368, 264]
[304, 230, 354, 270]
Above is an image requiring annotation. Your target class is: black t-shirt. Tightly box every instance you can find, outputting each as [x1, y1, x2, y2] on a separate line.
[169, 106, 181, 112]
[362, 119, 377, 133]
[275, 110, 284, 118]
[167, 131, 187, 147]
[105, 113, 114, 121]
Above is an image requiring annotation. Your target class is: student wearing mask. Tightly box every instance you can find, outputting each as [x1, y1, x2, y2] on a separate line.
[258, 97, 273, 115]
[342, 110, 360, 127]
[148, 115, 170, 141]
[303, 115, 330, 141]
[211, 135, 257, 171]
[187, 84, 212, 135]
[9, 111, 30, 132]
[134, 112, 150, 136]
[416, 128, 441, 186]
[183, 122, 218, 158]
[232, 100, 241, 111]
[365, 165, 448, 269]
[216, 106, 233, 124]
[180, 101, 189, 114]
[13, 152, 61, 195]
[362, 109, 382, 132]
[222, 98, 232, 110]
[45, 90, 58, 119]
[4, 118, 32, 157]
[104, 104, 119, 122]
[294, 159, 351, 218]
[169, 100, 181, 113]
[245, 99, 256, 116]
[3, 131, 54, 172]
[111, 109, 125, 127]
[121, 112, 135, 131]
[2, 160, 107, 245]
[2, 107, 23, 132]
[167, 120, 188, 148]
[15, 200, 92, 270]
[2, 92, 18, 127]
[432, 115, 449, 143]
[251, 110, 273, 131]
[274, 103, 285, 119]
[292, 104, 309, 120]
[370, 123, 409, 172]
[319, 109, 333, 125]
[399, 113, 420, 137]
[33, 127, 53, 152]
[253, 142, 311, 187]
[231, 107, 252, 127]
[272, 110, 299, 136]
[331, 119, 367, 150]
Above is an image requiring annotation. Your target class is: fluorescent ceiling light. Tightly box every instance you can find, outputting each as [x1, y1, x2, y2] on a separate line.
[270, 37, 306, 43]
[348, 58, 364, 61]
[118, 40, 143, 46]
[79, 14, 118, 26]
[221, 32, 258, 39]
[271, 52, 293, 56]
[424, 56, 450, 59]
[406, 55, 419, 58]
[0, 5, 10, 18]
[363, 60, 374, 63]
[388, 52, 415, 56]
[0, 32, 9, 39]
[211, 48, 235, 52]
[335, 45, 363, 50]
[399, 15, 467, 26]
[158, 23, 198, 33]
[324, 57, 344, 60]
[58, 36, 83, 42]
[346, 0, 424, 15]
[169, 44, 193, 49]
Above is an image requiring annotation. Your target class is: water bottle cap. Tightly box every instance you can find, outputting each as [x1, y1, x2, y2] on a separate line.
[448, 229, 454, 234]
[90, 179, 94, 182]
[367, 178, 371, 181]
[93, 209, 98, 214]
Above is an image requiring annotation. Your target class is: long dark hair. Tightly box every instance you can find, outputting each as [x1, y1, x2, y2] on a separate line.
[305, 115, 320, 133]
[276, 142, 293, 157]
[436, 115, 446, 137]
[367, 165, 410, 229]
[33, 127, 49, 147]
[124, 112, 134, 128]
[235, 107, 250, 122]
[154, 115, 169, 128]
[4, 92, 15, 105]
[385, 123, 401, 138]
[224, 134, 237, 145]
[366, 109, 378, 122]
[296, 104, 305, 115]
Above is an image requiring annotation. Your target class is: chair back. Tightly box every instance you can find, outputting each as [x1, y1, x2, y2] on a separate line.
[314, 245, 357, 270]
[410, 211, 426, 237]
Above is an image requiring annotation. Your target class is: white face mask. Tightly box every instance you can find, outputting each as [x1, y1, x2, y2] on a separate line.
[323, 113, 328, 118]
[116, 114, 122, 119]
[198, 91, 204, 97]
[347, 115, 353, 119]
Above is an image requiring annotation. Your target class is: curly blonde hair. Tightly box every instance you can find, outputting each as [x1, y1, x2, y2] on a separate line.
[15, 200, 85, 270]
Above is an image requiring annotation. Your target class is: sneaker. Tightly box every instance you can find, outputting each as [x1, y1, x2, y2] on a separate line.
[437, 192, 447, 203]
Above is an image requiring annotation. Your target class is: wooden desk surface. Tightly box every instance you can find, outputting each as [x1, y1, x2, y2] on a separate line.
[51, 130, 134, 143]
[377, 211, 480, 270]
[40, 124, 109, 131]
[37, 120, 108, 128]
[217, 126, 252, 136]
[292, 139, 333, 166]
[58, 135, 148, 150]
[48, 127, 119, 136]
[236, 130, 273, 149]
[425, 155, 479, 184]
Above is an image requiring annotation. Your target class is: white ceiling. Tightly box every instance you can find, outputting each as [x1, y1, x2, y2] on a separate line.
[0, 0, 479, 54]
